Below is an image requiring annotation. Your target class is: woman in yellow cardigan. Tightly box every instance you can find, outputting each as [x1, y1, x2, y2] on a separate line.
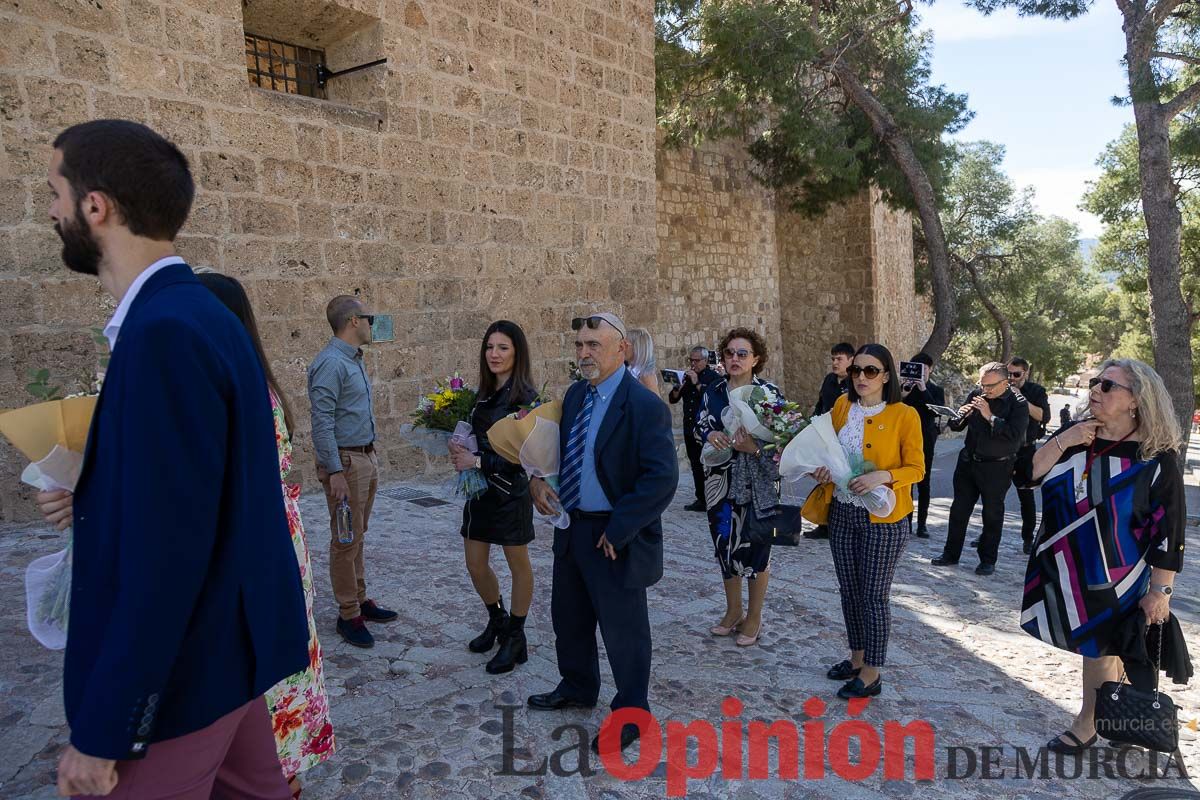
[803, 343, 925, 699]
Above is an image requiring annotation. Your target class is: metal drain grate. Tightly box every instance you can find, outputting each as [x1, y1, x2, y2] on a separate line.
[408, 497, 451, 508]
[377, 486, 433, 503]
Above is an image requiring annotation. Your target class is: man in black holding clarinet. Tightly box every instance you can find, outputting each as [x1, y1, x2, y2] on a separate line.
[1006, 357, 1051, 554]
[932, 362, 1028, 576]
[668, 344, 720, 512]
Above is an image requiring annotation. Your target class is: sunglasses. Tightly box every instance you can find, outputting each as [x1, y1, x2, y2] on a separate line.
[724, 348, 752, 359]
[571, 316, 624, 337]
[1089, 376, 1133, 393]
[847, 365, 885, 379]
[355, 314, 376, 326]
[1008, 371, 1024, 379]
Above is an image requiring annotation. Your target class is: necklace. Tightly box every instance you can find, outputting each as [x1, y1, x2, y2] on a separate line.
[1075, 427, 1138, 501]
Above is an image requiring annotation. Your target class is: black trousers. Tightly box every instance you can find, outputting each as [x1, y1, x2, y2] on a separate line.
[683, 426, 705, 504]
[1012, 444, 1038, 543]
[551, 515, 651, 712]
[942, 451, 1014, 565]
[911, 430, 938, 530]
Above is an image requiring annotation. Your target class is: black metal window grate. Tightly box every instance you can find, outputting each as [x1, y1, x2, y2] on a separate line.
[245, 33, 325, 99]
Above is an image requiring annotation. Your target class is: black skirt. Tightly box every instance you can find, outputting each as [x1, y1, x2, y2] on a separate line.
[460, 480, 534, 545]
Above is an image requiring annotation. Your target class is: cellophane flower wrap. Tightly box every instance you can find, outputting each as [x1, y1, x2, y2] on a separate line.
[778, 413, 896, 516]
[402, 372, 478, 456]
[701, 383, 809, 467]
[448, 421, 488, 499]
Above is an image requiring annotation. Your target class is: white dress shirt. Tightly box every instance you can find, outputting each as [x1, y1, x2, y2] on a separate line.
[102, 256, 187, 351]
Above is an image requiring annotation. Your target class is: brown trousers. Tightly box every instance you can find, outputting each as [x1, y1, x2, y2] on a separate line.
[320, 449, 378, 620]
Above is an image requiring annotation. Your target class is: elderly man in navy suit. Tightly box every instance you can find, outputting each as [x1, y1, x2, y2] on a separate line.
[34, 120, 307, 798]
[527, 312, 678, 754]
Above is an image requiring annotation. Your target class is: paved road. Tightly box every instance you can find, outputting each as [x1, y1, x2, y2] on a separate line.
[1, 431, 1198, 799]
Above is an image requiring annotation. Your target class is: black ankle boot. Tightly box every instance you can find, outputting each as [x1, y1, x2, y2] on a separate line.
[486, 615, 528, 674]
[469, 602, 507, 653]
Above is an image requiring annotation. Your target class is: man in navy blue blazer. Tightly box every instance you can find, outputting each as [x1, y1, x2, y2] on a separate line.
[527, 312, 678, 754]
[34, 121, 307, 798]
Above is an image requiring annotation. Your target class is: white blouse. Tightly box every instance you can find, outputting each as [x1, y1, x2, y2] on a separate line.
[835, 400, 886, 506]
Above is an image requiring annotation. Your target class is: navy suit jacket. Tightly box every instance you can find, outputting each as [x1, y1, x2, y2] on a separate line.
[67, 265, 309, 760]
[555, 371, 678, 588]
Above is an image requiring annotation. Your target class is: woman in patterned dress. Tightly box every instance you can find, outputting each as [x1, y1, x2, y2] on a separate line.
[1022, 359, 1184, 755]
[198, 273, 334, 797]
[697, 328, 784, 647]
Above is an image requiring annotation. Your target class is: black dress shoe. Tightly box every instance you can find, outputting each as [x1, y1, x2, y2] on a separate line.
[685, 500, 707, 512]
[826, 660, 861, 681]
[931, 556, 959, 566]
[804, 525, 830, 540]
[914, 526, 930, 539]
[1046, 730, 1097, 754]
[837, 676, 882, 699]
[360, 600, 398, 622]
[1023, 541, 1033, 555]
[591, 724, 641, 754]
[975, 563, 996, 576]
[336, 615, 375, 648]
[527, 689, 596, 711]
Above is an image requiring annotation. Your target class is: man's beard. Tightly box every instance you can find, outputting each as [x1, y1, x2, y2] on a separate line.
[55, 212, 102, 275]
[579, 360, 600, 379]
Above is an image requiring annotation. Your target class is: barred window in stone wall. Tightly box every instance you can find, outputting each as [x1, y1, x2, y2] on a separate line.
[244, 33, 326, 99]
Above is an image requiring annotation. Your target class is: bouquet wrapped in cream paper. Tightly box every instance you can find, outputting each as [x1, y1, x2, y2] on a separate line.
[0, 395, 97, 649]
[487, 400, 570, 528]
[778, 412, 896, 517]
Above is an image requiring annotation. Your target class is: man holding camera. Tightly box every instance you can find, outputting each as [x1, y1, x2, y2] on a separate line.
[932, 362, 1028, 576]
[668, 345, 720, 512]
[901, 353, 945, 539]
[1007, 357, 1051, 554]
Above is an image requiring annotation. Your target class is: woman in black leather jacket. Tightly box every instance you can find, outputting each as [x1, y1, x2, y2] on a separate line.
[449, 320, 538, 674]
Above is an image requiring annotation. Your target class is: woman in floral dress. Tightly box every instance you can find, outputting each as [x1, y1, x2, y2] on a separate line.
[197, 272, 334, 796]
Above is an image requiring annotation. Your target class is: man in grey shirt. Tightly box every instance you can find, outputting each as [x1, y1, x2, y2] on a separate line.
[307, 295, 397, 648]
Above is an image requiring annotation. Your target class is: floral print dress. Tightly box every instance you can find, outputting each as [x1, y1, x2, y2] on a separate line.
[264, 390, 335, 778]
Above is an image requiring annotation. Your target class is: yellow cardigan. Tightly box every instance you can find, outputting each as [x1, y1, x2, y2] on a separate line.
[801, 394, 926, 525]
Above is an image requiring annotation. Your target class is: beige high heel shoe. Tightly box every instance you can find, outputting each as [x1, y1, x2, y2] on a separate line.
[736, 621, 763, 647]
[710, 616, 745, 636]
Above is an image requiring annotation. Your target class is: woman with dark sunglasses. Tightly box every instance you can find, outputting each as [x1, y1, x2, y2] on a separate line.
[1021, 359, 1184, 755]
[802, 344, 925, 699]
[696, 328, 784, 647]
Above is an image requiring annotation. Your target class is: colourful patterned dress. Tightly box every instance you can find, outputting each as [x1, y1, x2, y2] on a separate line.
[265, 390, 336, 777]
[1020, 437, 1184, 658]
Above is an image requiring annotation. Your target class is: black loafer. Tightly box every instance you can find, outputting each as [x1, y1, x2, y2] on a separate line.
[1046, 731, 1097, 754]
[592, 724, 641, 754]
[975, 563, 996, 576]
[826, 660, 861, 681]
[685, 500, 707, 512]
[360, 600, 398, 622]
[1023, 541, 1033, 555]
[805, 525, 830, 540]
[914, 527, 930, 539]
[527, 689, 596, 711]
[837, 676, 882, 699]
[336, 615, 375, 648]
[931, 556, 959, 567]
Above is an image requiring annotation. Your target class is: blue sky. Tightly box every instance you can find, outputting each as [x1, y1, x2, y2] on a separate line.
[919, 1, 1132, 237]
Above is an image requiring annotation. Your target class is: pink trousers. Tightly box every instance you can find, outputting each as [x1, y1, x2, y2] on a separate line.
[76, 698, 290, 800]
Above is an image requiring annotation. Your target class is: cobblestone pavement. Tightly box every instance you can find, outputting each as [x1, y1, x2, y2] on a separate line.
[2, 440, 1198, 799]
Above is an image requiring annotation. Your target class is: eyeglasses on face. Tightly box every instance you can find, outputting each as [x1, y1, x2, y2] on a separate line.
[724, 348, 752, 360]
[355, 314, 376, 326]
[688, 355, 707, 362]
[979, 379, 1007, 391]
[1089, 376, 1133, 394]
[847, 365, 884, 379]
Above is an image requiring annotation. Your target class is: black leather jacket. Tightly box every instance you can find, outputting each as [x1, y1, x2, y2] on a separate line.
[472, 378, 536, 498]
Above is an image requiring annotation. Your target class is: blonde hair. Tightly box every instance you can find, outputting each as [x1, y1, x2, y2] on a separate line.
[1097, 358, 1183, 462]
[626, 328, 656, 377]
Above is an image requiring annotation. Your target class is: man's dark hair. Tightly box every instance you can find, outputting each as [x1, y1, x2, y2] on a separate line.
[53, 120, 193, 240]
[1009, 356, 1030, 370]
[911, 352, 934, 367]
[326, 295, 361, 333]
[831, 342, 855, 358]
[846, 343, 902, 405]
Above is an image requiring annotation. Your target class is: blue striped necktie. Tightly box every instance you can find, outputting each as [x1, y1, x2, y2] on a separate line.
[558, 386, 596, 512]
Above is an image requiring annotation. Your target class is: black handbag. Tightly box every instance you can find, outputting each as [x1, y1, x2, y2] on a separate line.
[1094, 622, 1179, 753]
[741, 505, 803, 546]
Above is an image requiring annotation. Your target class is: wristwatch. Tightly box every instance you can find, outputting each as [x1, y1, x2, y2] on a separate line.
[474, 455, 482, 470]
[1150, 584, 1173, 596]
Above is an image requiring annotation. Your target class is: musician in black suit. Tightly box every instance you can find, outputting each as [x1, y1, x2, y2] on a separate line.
[901, 352, 946, 538]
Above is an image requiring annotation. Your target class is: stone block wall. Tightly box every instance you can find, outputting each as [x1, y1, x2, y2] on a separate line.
[0, 0, 658, 520]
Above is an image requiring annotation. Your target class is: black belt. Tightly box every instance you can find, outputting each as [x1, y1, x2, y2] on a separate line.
[970, 453, 1014, 463]
[339, 443, 375, 454]
[570, 509, 611, 521]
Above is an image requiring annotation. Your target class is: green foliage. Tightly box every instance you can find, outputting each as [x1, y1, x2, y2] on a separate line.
[25, 368, 63, 401]
[655, 0, 971, 216]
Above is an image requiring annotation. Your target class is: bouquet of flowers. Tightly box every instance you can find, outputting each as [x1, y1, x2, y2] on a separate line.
[0, 394, 98, 650]
[700, 384, 809, 466]
[486, 401, 571, 528]
[778, 413, 896, 517]
[401, 372, 478, 457]
[448, 421, 487, 500]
